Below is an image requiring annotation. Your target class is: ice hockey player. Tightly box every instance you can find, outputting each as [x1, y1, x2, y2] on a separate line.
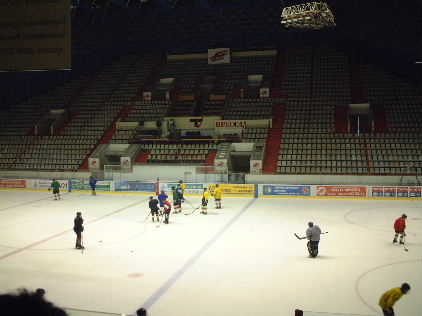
[163, 198, 172, 224]
[172, 185, 181, 214]
[89, 176, 97, 196]
[73, 212, 85, 249]
[213, 184, 222, 209]
[201, 187, 210, 214]
[393, 214, 407, 244]
[178, 180, 186, 201]
[49, 179, 61, 200]
[379, 283, 410, 316]
[157, 190, 168, 215]
[148, 196, 160, 222]
[306, 222, 321, 258]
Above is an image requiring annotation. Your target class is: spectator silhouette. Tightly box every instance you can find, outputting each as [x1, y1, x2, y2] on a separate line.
[0, 288, 67, 316]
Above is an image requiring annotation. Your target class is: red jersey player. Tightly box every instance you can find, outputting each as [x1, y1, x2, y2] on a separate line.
[163, 198, 172, 224]
[393, 214, 407, 244]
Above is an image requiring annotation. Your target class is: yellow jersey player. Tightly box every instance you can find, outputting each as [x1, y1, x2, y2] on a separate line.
[213, 184, 222, 209]
[201, 188, 210, 214]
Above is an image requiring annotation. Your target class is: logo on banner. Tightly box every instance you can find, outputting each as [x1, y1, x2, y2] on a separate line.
[209, 49, 229, 63]
[143, 91, 152, 101]
[190, 117, 203, 128]
[260, 88, 269, 98]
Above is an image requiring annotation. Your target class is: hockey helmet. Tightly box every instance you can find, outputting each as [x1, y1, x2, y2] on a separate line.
[401, 283, 410, 292]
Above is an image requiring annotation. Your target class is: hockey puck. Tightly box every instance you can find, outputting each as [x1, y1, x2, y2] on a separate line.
[130, 251, 133, 252]
[99, 241, 102, 242]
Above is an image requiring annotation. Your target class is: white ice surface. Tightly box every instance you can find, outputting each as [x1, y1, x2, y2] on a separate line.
[0, 190, 420, 316]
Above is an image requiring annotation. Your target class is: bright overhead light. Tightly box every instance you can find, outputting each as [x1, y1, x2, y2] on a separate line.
[281, 2, 336, 29]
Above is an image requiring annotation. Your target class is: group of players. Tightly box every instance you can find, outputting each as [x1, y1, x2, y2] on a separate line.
[148, 180, 223, 225]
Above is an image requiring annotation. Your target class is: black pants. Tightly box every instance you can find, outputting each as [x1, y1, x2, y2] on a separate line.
[382, 308, 394, 316]
[307, 241, 319, 257]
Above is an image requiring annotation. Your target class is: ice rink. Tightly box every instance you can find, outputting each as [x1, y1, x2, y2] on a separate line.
[0, 190, 420, 316]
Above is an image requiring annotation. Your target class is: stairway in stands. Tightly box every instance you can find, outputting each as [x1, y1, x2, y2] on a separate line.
[271, 50, 286, 98]
[133, 57, 167, 101]
[262, 104, 285, 173]
[372, 105, 388, 133]
[335, 106, 349, 133]
[134, 152, 150, 164]
[205, 151, 217, 166]
[348, 63, 364, 104]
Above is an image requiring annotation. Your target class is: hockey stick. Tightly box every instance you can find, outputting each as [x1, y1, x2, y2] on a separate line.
[294, 233, 307, 240]
[403, 236, 409, 251]
[156, 213, 163, 228]
[142, 212, 151, 223]
[184, 199, 199, 211]
[294, 232, 328, 240]
[185, 205, 201, 216]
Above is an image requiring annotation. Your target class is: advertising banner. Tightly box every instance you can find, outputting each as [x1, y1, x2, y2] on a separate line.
[88, 158, 100, 170]
[263, 185, 311, 196]
[316, 186, 367, 197]
[250, 160, 262, 174]
[29, 179, 67, 191]
[215, 120, 246, 129]
[142, 91, 151, 101]
[371, 186, 384, 197]
[384, 187, 396, 197]
[260, 87, 270, 98]
[71, 180, 110, 191]
[115, 181, 155, 192]
[396, 187, 409, 198]
[160, 183, 205, 195]
[0, 0, 71, 71]
[409, 187, 421, 197]
[208, 184, 255, 196]
[208, 48, 230, 64]
[0, 179, 26, 188]
[120, 156, 132, 170]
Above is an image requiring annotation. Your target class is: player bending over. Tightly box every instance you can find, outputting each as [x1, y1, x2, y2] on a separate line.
[393, 214, 407, 245]
[163, 198, 172, 224]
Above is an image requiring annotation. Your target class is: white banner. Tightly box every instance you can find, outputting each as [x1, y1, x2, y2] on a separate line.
[143, 91, 152, 101]
[208, 48, 230, 64]
[260, 88, 270, 98]
[120, 156, 132, 170]
[88, 158, 100, 170]
[250, 160, 262, 174]
[215, 120, 246, 129]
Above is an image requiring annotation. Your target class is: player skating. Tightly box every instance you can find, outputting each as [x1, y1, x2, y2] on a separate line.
[158, 190, 168, 215]
[213, 184, 222, 209]
[172, 185, 181, 214]
[89, 176, 97, 196]
[148, 196, 160, 222]
[163, 198, 172, 224]
[393, 214, 407, 245]
[201, 187, 210, 214]
[73, 212, 85, 249]
[49, 179, 61, 200]
[306, 222, 321, 258]
[379, 283, 410, 316]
